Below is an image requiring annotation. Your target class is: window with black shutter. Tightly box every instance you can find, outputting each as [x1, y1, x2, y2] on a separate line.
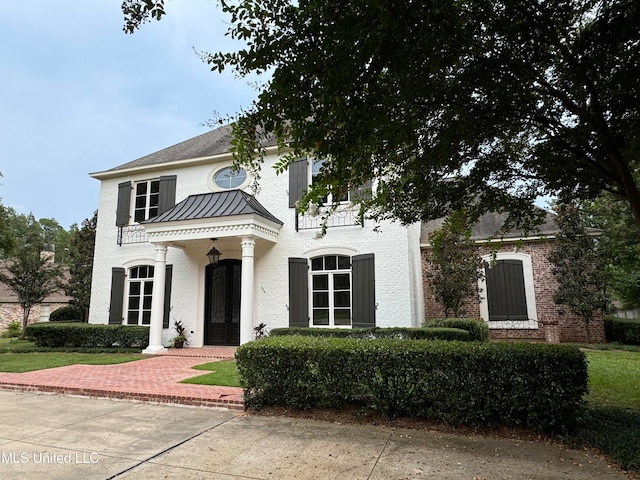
[485, 259, 528, 321]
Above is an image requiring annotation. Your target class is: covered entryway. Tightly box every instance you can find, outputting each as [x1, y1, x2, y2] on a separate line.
[205, 259, 242, 346]
[139, 190, 283, 354]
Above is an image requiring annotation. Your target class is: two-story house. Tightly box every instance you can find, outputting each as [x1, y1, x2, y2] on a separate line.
[89, 124, 604, 351]
[88, 125, 425, 353]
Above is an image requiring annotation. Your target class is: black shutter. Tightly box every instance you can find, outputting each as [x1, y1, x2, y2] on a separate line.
[158, 175, 177, 215]
[116, 182, 132, 227]
[108, 267, 126, 325]
[352, 253, 376, 327]
[288, 257, 309, 327]
[163, 264, 173, 328]
[486, 259, 528, 321]
[288, 157, 308, 208]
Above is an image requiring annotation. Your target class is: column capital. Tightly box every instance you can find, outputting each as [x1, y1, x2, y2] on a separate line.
[240, 235, 256, 249]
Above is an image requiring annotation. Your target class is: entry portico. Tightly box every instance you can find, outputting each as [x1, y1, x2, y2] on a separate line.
[140, 190, 282, 354]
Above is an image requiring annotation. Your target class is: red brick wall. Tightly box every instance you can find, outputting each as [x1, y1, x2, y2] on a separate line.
[0, 303, 69, 332]
[422, 240, 605, 343]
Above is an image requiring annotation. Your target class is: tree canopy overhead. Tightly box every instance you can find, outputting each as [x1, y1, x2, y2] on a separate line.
[123, 0, 640, 228]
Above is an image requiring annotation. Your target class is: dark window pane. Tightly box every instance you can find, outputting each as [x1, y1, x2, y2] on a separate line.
[148, 207, 158, 218]
[143, 296, 152, 309]
[325, 255, 337, 270]
[313, 292, 329, 308]
[127, 312, 138, 325]
[129, 267, 139, 279]
[139, 266, 148, 278]
[150, 181, 160, 193]
[136, 183, 147, 195]
[134, 210, 145, 223]
[334, 310, 351, 325]
[135, 196, 146, 208]
[142, 311, 151, 325]
[128, 297, 140, 310]
[129, 282, 140, 296]
[144, 282, 153, 295]
[149, 194, 159, 207]
[312, 309, 329, 325]
[148, 266, 154, 277]
[338, 256, 351, 269]
[312, 274, 328, 291]
[333, 273, 350, 290]
[311, 257, 323, 271]
[334, 291, 351, 307]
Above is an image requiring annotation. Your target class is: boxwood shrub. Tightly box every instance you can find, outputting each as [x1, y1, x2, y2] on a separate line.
[269, 326, 470, 341]
[236, 336, 588, 433]
[49, 305, 84, 322]
[25, 323, 149, 349]
[423, 318, 490, 342]
[604, 316, 640, 345]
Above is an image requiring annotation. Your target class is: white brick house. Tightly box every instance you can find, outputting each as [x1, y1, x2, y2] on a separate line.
[88, 126, 425, 352]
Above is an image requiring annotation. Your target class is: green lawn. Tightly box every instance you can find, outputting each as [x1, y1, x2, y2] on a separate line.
[0, 352, 145, 373]
[181, 360, 241, 387]
[585, 349, 640, 410]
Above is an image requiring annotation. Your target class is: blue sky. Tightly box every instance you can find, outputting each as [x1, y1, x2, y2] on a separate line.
[0, 0, 258, 229]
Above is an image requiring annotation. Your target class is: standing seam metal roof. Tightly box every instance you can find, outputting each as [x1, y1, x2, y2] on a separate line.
[142, 190, 283, 225]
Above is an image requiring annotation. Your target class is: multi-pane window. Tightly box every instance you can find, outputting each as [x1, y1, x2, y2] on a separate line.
[311, 159, 349, 203]
[133, 180, 160, 223]
[127, 265, 154, 325]
[311, 255, 351, 326]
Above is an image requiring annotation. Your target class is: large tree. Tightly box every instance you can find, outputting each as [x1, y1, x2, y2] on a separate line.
[580, 194, 640, 309]
[0, 226, 62, 338]
[123, 0, 640, 228]
[65, 211, 97, 321]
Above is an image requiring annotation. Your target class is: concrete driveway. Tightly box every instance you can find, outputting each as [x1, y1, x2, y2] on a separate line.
[0, 391, 631, 480]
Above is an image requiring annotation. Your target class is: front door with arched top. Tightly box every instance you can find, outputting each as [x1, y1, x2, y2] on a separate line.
[204, 259, 241, 346]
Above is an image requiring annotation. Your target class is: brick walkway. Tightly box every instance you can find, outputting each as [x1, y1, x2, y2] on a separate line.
[0, 347, 245, 410]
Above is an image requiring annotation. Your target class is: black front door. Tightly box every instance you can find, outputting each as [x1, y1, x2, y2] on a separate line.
[204, 259, 241, 346]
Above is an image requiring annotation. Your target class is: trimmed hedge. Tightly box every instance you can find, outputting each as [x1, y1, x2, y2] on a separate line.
[236, 336, 588, 433]
[604, 316, 640, 345]
[49, 305, 84, 322]
[423, 318, 490, 342]
[269, 327, 470, 341]
[25, 323, 149, 349]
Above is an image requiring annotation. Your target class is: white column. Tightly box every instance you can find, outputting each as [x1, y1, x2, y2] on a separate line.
[240, 236, 256, 345]
[142, 242, 168, 354]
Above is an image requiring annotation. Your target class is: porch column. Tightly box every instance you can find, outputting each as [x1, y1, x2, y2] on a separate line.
[142, 242, 168, 354]
[240, 235, 256, 345]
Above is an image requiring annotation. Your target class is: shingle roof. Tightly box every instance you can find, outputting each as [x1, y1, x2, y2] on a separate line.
[101, 125, 278, 173]
[143, 190, 283, 226]
[0, 266, 72, 303]
[420, 210, 560, 244]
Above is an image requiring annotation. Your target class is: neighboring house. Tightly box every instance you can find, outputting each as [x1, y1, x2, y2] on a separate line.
[0, 260, 72, 331]
[88, 125, 424, 353]
[421, 212, 606, 343]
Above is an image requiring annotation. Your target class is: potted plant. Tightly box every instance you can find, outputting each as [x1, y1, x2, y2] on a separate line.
[171, 320, 189, 348]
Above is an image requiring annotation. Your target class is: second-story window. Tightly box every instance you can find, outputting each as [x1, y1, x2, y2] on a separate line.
[311, 158, 349, 204]
[133, 180, 160, 223]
